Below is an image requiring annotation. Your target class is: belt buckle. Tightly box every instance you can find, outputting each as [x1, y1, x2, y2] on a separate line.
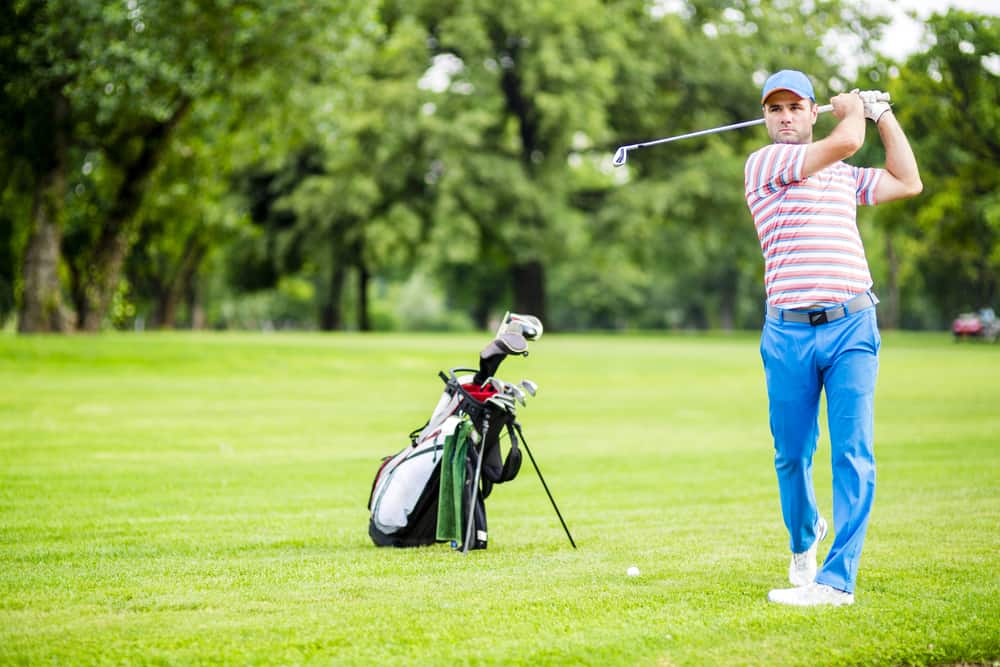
[808, 310, 828, 326]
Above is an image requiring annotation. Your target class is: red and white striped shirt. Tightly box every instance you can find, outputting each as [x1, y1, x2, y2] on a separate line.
[745, 143, 883, 309]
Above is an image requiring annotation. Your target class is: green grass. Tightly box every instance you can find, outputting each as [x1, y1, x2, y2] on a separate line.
[1, 331, 998, 666]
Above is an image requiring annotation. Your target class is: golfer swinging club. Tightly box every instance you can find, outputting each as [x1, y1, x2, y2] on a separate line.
[745, 70, 921, 606]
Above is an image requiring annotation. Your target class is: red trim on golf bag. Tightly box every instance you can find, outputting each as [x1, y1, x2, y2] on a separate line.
[460, 384, 497, 403]
[367, 455, 394, 511]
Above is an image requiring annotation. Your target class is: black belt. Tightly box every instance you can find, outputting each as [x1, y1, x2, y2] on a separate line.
[767, 291, 879, 326]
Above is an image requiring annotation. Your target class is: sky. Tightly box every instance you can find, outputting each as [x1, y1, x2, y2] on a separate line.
[874, 0, 1000, 59]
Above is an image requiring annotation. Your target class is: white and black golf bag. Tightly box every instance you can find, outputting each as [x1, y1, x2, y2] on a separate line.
[367, 369, 523, 550]
[367, 313, 575, 552]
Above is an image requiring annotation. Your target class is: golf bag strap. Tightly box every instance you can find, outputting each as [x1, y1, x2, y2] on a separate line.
[408, 420, 429, 443]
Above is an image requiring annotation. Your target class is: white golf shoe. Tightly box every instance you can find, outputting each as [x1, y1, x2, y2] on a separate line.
[768, 582, 855, 607]
[788, 516, 828, 586]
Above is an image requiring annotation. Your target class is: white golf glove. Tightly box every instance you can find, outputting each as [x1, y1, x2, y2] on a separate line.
[858, 89, 892, 123]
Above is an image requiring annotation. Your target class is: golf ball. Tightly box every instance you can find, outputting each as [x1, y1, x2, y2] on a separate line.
[627, 566, 640, 577]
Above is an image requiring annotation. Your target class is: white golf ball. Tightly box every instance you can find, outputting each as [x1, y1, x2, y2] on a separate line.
[627, 566, 640, 577]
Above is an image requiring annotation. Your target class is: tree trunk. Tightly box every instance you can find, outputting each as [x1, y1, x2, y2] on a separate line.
[320, 246, 346, 331]
[155, 283, 179, 330]
[187, 265, 206, 330]
[19, 95, 72, 333]
[153, 236, 205, 329]
[19, 178, 72, 332]
[190, 299, 206, 330]
[511, 260, 547, 324]
[357, 260, 371, 332]
[472, 299, 492, 330]
[718, 268, 737, 331]
[77, 98, 192, 332]
[719, 289, 734, 331]
[79, 230, 133, 331]
[883, 230, 900, 329]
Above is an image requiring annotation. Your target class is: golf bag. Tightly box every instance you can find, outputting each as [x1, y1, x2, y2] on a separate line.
[367, 369, 523, 550]
[367, 312, 575, 552]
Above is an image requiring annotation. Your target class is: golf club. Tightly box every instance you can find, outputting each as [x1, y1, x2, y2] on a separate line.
[612, 92, 890, 167]
[520, 379, 537, 397]
[484, 376, 505, 394]
[506, 383, 527, 407]
[462, 412, 490, 555]
[498, 311, 543, 341]
[485, 394, 516, 413]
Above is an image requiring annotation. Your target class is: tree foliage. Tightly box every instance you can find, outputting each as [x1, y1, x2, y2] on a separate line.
[2, 1, 997, 332]
[859, 10, 1000, 327]
[2, 0, 364, 331]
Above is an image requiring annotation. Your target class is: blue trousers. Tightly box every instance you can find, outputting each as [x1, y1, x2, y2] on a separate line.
[760, 306, 880, 593]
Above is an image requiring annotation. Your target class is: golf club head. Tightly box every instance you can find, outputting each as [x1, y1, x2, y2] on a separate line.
[520, 379, 537, 396]
[485, 395, 517, 414]
[482, 377, 504, 393]
[497, 312, 543, 341]
[506, 383, 526, 407]
[612, 146, 628, 167]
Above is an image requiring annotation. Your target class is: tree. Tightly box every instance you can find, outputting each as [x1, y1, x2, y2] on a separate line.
[231, 9, 434, 330]
[409, 0, 637, 326]
[1, 2, 74, 331]
[2, 0, 362, 332]
[124, 103, 251, 329]
[864, 10, 1000, 327]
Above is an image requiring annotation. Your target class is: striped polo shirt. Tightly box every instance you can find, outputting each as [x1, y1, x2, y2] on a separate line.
[745, 143, 883, 310]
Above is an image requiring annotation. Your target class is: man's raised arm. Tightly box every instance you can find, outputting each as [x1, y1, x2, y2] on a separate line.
[872, 109, 922, 203]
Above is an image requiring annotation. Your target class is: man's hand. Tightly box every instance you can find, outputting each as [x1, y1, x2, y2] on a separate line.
[831, 92, 864, 120]
[803, 93, 866, 178]
[857, 90, 892, 123]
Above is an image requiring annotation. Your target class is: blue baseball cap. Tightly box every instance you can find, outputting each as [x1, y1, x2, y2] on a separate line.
[761, 70, 815, 104]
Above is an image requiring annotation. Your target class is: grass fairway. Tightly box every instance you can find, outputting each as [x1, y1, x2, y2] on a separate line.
[1, 331, 998, 666]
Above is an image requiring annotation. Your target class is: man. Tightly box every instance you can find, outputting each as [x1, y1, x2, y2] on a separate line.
[744, 70, 921, 606]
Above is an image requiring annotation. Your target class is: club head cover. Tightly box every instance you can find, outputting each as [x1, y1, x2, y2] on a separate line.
[496, 312, 543, 341]
[473, 333, 528, 385]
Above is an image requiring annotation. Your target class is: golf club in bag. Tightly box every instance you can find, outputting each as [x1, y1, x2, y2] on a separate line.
[367, 312, 576, 553]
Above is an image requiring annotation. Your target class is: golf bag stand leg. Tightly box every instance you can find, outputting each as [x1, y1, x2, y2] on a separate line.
[514, 422, 577, 549]
[461, 418, 488, 555]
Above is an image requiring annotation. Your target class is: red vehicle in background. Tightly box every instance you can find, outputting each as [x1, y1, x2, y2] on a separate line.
[952, 308, 1000, 342]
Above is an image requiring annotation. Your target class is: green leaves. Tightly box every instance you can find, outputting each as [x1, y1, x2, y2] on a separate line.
[868, 10, 1000, 321]
[4, 0, 997, 331]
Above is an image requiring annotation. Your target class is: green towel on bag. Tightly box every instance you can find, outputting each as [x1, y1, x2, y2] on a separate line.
[436, 419, 474, 543]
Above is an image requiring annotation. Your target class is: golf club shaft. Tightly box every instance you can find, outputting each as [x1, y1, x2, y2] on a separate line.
[462, 434, 486, 555]
[613, 104, 834, 166]
[514, 423, 577, 549]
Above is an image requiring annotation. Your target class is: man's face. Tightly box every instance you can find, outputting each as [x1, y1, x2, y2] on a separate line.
[763, 90, 818, 144]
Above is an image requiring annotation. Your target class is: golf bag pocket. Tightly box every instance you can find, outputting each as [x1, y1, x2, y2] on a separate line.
[369, 416, 463, 538]
[479, 415, 522, 499]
